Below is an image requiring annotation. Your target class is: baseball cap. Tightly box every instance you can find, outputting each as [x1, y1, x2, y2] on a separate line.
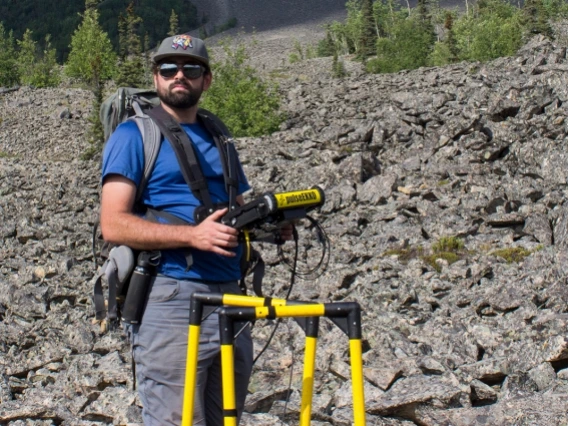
[153, 34, 209, 67]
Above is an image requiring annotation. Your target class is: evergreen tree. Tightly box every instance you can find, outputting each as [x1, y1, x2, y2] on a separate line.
[65, 0, 117, 145]
[441, 11, 458, 62]
[65, 2, 117, 88]
[168, 9, 180, 36]
[0, 23, 20, 87]
[332, 51, 348, 77]
[33, 35, 61, 88]
[115, 2, 145, 88]
[143, 32, 152, 85]
[16, 30, 60, 88]
[317, 28, 337, 57]
[373, 0, 398, 38]
[416, 0, 437, 49]
[359, 0, 378, 59]
[17, 29, 38, 86]
[522, 0, 552, 37]
[117, 15, 127, 59]
[417, 0, 429, 22]
[344, 0, 363, 54]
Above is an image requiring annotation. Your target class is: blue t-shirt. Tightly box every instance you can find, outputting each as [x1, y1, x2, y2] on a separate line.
[102, 119, 250, 281]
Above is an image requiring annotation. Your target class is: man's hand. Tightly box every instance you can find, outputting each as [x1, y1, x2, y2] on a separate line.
[190, 208, 239, 257]
[278, 222, 296, 242]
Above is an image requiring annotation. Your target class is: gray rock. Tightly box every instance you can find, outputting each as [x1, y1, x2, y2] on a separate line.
[4, 30, 568, 425]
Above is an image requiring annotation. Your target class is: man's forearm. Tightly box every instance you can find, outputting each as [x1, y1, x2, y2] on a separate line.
[101, 211, 195, 251]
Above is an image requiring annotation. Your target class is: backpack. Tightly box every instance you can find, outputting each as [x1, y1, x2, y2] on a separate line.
[92, 87, 263, 330]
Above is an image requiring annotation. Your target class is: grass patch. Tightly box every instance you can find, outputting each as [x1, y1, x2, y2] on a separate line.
[268, 70, 291, 80]
[384, 246, 424, 263]
[422, 252, 461, 272]
[383, 236, 466, 273]
[491, 246, 541, 263]
[423, 236, 465, 272]
[0, 150, 14, 158]
[384, 237, 546, 272]
[432, 236, 464, 253]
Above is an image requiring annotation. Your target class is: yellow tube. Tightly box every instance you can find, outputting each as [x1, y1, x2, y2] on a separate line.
[181, 325, 201, 426]
[300, 336, 318, 426]
[274, 188, 324, 210]
[222, 294, 288, 307]
[255, 304, 326, 319]
[221, 344, 238, 426]
[349, 339, 366, 426]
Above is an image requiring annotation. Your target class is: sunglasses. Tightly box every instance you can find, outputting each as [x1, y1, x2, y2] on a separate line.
[158, 63, 205, 79]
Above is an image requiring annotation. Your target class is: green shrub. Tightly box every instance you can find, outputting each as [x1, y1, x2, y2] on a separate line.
[0, 23, 19, 87]
[367, 15, 435, 74]
[289, 52, 301, 64]
[332, 53, 348, 78]
[492, 247, 532, 263]
[422, 252, 461, 272]
[17, 30, 60, 88]
[422, 236, 465, 272]
[317, 29, 337, 57]
[543, 0, 568, 19]
[429, 42, 455, 67]
[384, 236, 467, 272]
[453, 0, 523, 62]
[201, 40, 283, 137]
[432, 236, 464, 253]
[31, 35, 61, 88]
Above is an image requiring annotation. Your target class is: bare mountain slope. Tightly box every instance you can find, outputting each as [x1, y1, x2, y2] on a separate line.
[3, 34, 568, 425]
[193, 0, 347, 32]
[191, 0, 465, 35]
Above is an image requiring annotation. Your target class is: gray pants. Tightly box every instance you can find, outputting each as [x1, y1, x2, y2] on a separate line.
[130, 276, 253, 426]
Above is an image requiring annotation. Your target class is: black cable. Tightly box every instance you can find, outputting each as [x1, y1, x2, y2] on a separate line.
[252, 226, 299, 365]
[278, 215, 330, 279]
[283, 326, 295, 417]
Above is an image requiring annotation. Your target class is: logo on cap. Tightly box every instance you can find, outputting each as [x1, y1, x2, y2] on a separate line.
[172, 35, 193, 50]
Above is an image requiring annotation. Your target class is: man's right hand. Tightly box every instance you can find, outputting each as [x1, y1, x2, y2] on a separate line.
[190, 208, 239, 257]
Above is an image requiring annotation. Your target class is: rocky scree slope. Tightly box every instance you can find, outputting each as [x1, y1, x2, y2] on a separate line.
[3, 35, 568, 425]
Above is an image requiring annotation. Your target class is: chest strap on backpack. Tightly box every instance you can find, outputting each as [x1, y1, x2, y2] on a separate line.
[144, 208, 195, 271]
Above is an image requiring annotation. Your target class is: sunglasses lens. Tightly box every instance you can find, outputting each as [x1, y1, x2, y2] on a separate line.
[158, 63, 204, 79]
[181, 64, 204, 79]
[159, 63, 178, 78]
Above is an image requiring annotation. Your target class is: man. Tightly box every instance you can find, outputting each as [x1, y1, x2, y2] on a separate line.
[100, 34, 253, 425]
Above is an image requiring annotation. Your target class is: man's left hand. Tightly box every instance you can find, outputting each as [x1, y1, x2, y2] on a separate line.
[279, 222, 295, 242]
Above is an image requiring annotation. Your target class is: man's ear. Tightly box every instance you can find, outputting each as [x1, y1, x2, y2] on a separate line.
[203, 72, 212, 91]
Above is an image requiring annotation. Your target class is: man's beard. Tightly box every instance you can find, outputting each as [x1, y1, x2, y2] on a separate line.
[157, 79, 203, 109]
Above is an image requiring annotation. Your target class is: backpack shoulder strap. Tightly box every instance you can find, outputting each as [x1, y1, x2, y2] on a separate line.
[128, 110, 162, 203]
[146, 105, 215, 212]
[197, 108, 239, 209]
